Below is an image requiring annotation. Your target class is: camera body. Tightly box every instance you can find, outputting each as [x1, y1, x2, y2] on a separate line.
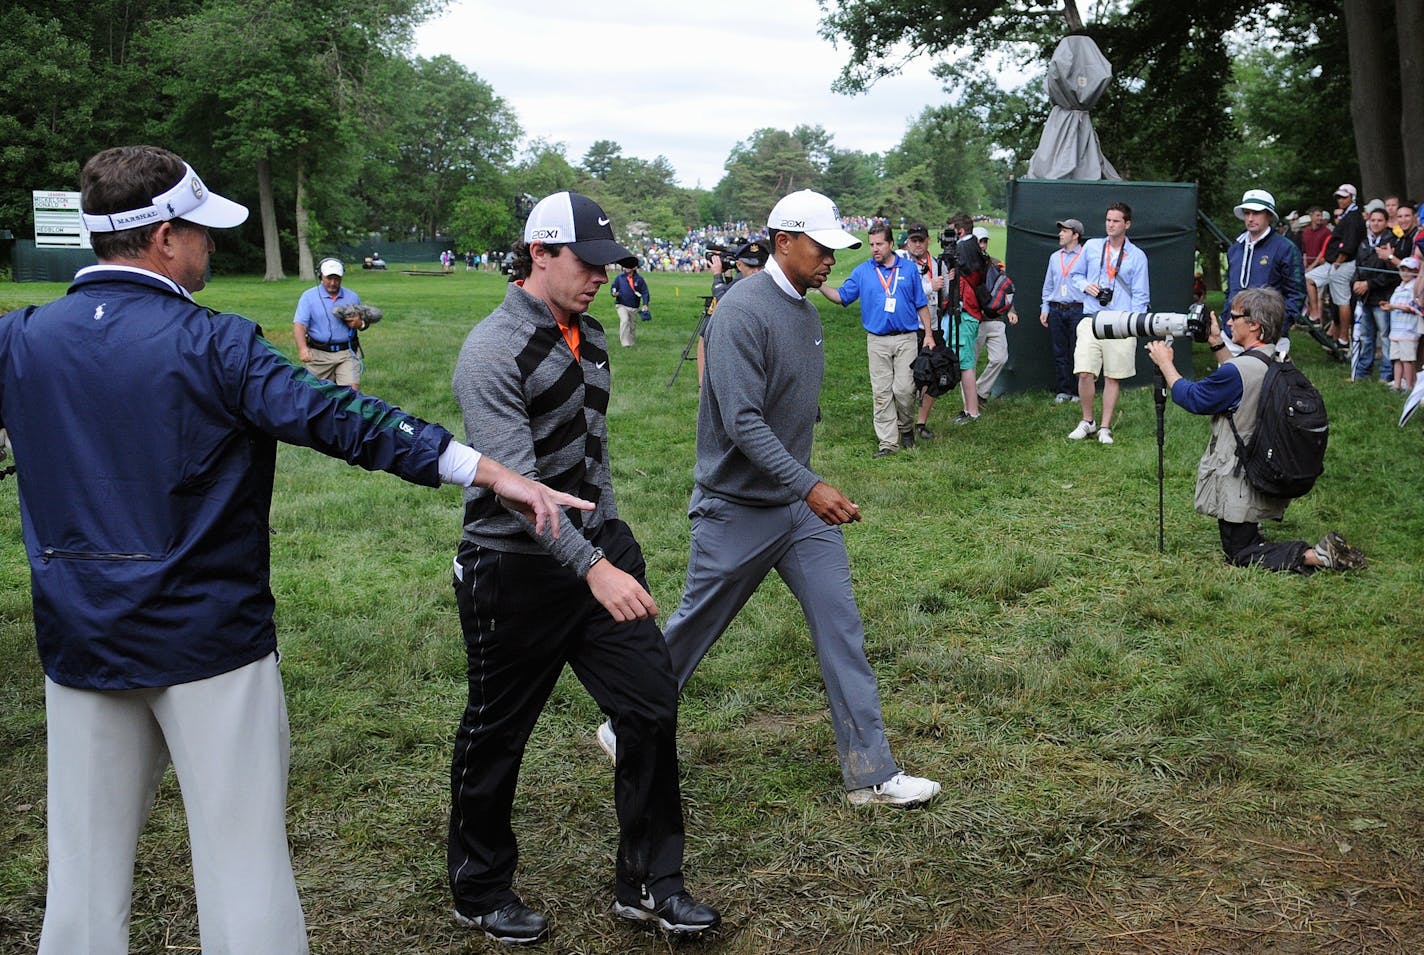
[1092, 303, 1210, 342]
[1095, 286, 1115, 307]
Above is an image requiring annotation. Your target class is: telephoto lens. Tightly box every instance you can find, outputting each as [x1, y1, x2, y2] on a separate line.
[1092, 306, 1207, 341]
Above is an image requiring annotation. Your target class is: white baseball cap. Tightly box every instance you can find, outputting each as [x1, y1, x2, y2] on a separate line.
[1335, 183, 1357, 199]
[766, 190, 861, 250]
[319, 258, 344, 277]
[523, 191, 637, 267]
[1401, 256, 1421, 271]
[1234, 188, 1277, 221]
[81, 161, 248, 233]
[972, 226, 991, 241]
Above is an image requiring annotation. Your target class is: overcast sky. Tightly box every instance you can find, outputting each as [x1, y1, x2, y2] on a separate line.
[413, 0, 955, 189]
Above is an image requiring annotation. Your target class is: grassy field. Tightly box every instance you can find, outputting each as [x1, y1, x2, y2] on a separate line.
[1, 246, 1422, 954]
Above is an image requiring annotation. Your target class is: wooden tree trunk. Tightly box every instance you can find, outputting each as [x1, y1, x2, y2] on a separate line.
[1344, 0, 1405, 197]
[295, 145, 314, 283]
[257, 154, 285, 282]
[1397, 0, 1424, 199]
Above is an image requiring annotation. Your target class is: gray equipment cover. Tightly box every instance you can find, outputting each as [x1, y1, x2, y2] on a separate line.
[1026, 36, 1120, 181]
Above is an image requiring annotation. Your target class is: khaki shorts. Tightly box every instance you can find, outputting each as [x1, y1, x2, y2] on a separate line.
[304, 349, 361, 387]
[1388, 338, 1418, 362]
[1073, 316, 1137, 379]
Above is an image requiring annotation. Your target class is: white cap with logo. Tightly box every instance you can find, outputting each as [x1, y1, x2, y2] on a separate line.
[81, 162, 248, 233]
[318, 258, 344, 277]
[766, 190, 861, 249]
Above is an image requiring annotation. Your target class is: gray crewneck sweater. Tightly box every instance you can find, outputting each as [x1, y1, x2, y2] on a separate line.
[695, 266, 824, 506]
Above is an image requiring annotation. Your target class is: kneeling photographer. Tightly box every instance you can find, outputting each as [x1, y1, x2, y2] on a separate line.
[1144, 288, 1365, 574]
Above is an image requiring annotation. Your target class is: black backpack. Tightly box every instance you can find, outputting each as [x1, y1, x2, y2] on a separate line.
[1226, 349, 1328, 499]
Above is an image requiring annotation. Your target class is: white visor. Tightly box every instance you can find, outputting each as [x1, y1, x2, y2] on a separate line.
[81, 162, 249, 233]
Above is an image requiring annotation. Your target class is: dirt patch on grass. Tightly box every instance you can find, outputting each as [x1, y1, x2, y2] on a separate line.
[904, 831, 1423, 954]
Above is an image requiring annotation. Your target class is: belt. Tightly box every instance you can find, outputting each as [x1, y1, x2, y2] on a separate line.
[870, 329, 919, 337]
[306, 337, 352, 352]
[1048, 301, 1083, 308]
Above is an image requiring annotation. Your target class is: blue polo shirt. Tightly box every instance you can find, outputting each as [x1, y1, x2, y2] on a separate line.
[294, 284, 362, 344]
[835, 257, 928, 334]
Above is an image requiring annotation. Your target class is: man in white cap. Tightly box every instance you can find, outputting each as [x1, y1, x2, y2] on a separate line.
[449, 191, 720, 943]
[1223, 188, 1304, 356]
[294, 256, 366, 387]
[596, 189, 942, 809]
[0, 145, 589, 955]
[1305, 184, 1365, 343]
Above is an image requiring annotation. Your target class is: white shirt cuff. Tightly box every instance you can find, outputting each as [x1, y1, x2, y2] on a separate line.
[437, 442, 483, 487]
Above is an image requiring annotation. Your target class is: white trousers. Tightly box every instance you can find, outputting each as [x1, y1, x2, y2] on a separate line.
[40, 653, 308, 955]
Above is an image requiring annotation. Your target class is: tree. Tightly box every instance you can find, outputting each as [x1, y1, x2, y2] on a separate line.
[510, 140, 581, 198]
[581, 140, 622, 180]
[717, 129, 819, 222]
[0, 12, 100, 234]
[449, 189, 516, 254]
[882, 104, 1007, 217]
[158, 0, 442, 280]
[366, 55, 520, 240]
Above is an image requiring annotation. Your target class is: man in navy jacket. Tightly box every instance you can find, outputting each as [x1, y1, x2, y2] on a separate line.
[1223, 188, 1304, 356]
[0, 145, 587, 955]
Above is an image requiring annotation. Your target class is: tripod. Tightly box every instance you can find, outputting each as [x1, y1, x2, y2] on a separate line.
[1153, 352, 1169, 554]
[667, 296, 716, 388]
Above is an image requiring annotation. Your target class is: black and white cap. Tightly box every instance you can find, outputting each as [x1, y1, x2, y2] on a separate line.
[523, 191, 637, 267]
[81, 162, 248, 233]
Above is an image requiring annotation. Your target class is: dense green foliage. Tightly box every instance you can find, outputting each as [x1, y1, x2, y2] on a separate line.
[1, 257, 1421, 952]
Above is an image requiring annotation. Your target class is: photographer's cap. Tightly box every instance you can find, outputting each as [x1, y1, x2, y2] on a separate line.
[906, 222, 929, 239]
[972, 226, 991, 242]
[1364, 198, 1387, 215]
[1335, 183, 1357, 199]
[523, 191, 637, 267]
[1401, 256, 1421, 271]
[1234, 189, 1277, 221]
[1056, 218, 1085, 236]
[81, 161, 248, 233]
[766, 190, 861, 250]
[736, 241, 769, 266]
[319, 257, 344, 277]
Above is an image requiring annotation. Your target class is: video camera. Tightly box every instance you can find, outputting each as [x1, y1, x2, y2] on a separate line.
[1092, 303, 1210, 342]
[706, 240, 746, 271]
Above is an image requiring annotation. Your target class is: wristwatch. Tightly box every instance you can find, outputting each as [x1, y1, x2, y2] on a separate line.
[1209, 341, 1228, 353]
[585, 547, 606, 576]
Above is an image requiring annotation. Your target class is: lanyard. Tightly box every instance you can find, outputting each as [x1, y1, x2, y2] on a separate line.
[1102, 240, 1126, 283]
[875, 262, 899, 296]
[1058, 248, 1082, 278]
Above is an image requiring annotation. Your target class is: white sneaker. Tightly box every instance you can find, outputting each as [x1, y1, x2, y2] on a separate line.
[596, 720, 617, 764]
[1067, 419, 1098, 440]
[846, 772, 941, 807]
[1097, 427, 1114, 445]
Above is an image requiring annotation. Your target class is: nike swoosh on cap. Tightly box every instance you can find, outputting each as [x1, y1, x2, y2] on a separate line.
[598, 217, 610, 226]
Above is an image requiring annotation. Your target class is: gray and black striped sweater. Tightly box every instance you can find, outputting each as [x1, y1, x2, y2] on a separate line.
[453, 283, 616, 574]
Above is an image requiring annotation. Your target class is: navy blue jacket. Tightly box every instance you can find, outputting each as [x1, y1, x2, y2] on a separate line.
[610, 271, 649, 309]
[1224, 229, 1305, 334]
[0, 268, 453, 690]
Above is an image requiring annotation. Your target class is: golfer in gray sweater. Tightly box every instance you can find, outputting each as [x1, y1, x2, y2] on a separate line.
[599, 190, 940, 807]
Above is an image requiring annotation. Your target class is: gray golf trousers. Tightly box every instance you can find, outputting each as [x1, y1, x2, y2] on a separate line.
[661, 487, 899, 790]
